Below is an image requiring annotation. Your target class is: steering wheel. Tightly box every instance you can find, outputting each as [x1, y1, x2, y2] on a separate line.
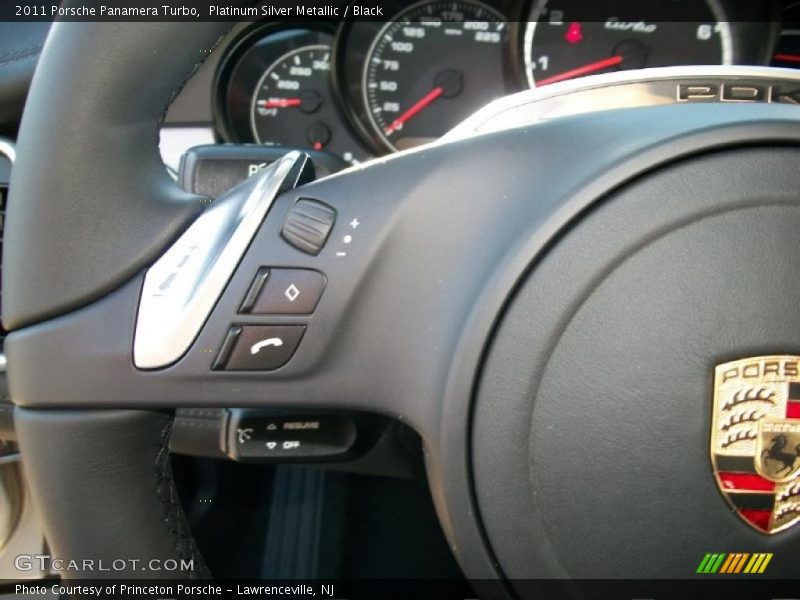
[7, 19, 800, 596]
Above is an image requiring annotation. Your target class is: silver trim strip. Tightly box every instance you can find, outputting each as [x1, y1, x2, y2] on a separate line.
[0, 140, 16, 164]
[159, 126, 215, 176]
[445, 66, 800, 140]
[0, 452, 20, 465]
[133, 151, 306, 369]
[0, 139, 14, 374]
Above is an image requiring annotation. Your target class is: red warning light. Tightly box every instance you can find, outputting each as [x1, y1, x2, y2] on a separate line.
[565, 22, 583, 44]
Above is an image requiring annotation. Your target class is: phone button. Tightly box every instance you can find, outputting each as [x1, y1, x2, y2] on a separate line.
[214, 325, 306, 371]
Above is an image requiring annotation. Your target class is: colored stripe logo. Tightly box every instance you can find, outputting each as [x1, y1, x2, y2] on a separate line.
[696, 553, 772, 574]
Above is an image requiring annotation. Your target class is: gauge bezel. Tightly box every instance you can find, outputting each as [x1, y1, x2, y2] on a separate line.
[213, 20, 369, 161]
[333, 0, 521, 155]
[517, 0, 739, 90]
[214, 22, 323, 143]
[361, 0, 509, 152]
[331, 20, 389, 155]
[248, 44, 332, 145]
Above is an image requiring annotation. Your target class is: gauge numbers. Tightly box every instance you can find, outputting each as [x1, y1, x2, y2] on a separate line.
[524, 0, 732, 88]
[251, 45, 337, 151]
[363, 0, 508, 151]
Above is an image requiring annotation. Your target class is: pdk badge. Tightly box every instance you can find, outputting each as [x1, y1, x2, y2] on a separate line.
[712, 357, 800, 534]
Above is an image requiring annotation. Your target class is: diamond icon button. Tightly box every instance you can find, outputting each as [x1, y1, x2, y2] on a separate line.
[284, 284, 300, 302]
[245, 269, 326, 314]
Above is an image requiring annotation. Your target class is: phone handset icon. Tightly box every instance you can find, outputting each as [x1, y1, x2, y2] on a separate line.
[250, 337, 284, 355]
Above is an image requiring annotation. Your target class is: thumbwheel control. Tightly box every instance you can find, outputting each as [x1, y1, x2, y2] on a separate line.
[281, 198, 336, 255]
[213, 325, 306, 371]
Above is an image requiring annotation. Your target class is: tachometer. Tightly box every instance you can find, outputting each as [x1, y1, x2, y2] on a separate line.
[524, 0, 732, 88]
[363, 0, 508, 151]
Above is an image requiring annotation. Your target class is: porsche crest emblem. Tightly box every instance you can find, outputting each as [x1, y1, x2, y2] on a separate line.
[712, 357, 800, 534]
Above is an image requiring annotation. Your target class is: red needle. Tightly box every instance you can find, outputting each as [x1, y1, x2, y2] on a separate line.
[260, 98, 302, 109]
[536, 55, 623, 87]
[384, 86, 444, 136]
[774, 53, 800, 64]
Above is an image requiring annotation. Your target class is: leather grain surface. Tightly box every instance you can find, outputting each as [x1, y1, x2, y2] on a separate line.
[472, 148, 800, 583]
[3, 20, 236, 329]
[3, 7, 247, 581]
[0, 22, 49, 130]
[14, 408, 209, 578]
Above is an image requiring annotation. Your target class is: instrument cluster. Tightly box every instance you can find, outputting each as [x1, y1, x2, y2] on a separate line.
[213, 0, 786, 162]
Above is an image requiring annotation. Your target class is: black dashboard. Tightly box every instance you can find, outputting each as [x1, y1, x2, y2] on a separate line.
[158, 0, 800, 166]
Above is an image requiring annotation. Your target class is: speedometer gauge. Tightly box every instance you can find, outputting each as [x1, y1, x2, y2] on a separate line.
[363, 0, 508, 151]
[251, 45, 335, 150]
[217, 25, 368, 164]
[524, 0, 732, 88]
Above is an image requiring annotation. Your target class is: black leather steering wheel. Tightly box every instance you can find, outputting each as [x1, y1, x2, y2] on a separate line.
[7, 17, 800, 597]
